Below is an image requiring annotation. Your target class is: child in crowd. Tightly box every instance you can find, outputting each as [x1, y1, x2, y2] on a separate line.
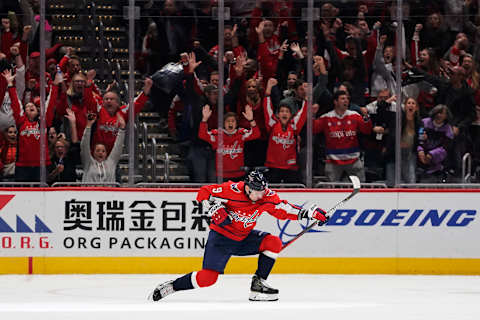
[263, 78, 306, 183]
[199, 104, 260, 181]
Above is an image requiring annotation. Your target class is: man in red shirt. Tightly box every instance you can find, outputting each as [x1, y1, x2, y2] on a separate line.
[208, 24, 246, 61]
[313, 90, 372, 182]
[53, 72, 98, 141]
[255, 20, 281, 84]
[92, 78, 152, 154]
[148, 170, 328, 302]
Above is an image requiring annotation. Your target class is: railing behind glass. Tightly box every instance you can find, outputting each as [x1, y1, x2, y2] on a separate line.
[315, 182, 387, 189]
[51, 182, 121, 187]
[269, 184, 306, 189]
[0, 182, 44, 188]
[136, 183, 205, 188]
[164, 152, 170, 183]
[462, 153, 472, 183]
[141, 141, 147, 182]
[150, 137, 157, 182]
[398, 184, 480, 189]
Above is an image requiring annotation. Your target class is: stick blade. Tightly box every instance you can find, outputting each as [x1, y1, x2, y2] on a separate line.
[348, 175, 361, 192]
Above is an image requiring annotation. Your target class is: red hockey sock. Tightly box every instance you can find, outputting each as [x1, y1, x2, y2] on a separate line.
[259, 234, 282, 258]
[193, 269, 219, 288]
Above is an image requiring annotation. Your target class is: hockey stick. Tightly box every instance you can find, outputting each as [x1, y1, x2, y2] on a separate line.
[281, 175, 361, 251]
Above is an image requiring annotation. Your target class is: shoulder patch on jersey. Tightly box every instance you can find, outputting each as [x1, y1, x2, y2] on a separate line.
[230, 183, 241, 193]
[265, 189, 275, 197]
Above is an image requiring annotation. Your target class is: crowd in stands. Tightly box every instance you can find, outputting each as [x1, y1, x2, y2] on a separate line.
[0, 0, 152, 184]
[1, 0, 480, 186]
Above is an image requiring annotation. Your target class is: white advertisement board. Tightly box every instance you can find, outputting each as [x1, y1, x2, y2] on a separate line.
[0, 189, 477, 258]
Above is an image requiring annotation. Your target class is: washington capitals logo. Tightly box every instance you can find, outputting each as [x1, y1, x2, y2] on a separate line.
[272, 131, 294, 150]
[219, 141, 243, 159]
[229, 209, 261, 228]
[20, 123, 41, 140]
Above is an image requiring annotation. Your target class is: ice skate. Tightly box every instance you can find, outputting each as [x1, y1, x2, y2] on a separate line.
[147, 280, 175, 301]
[249, 274, 279, 301]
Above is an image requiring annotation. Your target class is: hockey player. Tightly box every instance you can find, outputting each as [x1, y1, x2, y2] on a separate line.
[148, 170, 328, 302]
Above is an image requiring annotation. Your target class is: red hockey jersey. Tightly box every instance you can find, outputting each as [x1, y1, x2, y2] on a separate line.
[197, 181, 300, 241]
[313, 110, 372, 165]
[93, 92, 148, 154]
[264, 96, 306, 170]
[54, 85, 99, 141]
[9, 86, 55, 167]
[198, 122, 260, 178]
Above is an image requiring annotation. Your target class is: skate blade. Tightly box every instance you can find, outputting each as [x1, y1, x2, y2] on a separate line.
[147, 289, 161, 302]
[249, 291, 278, 301]
[147, 291, 154, 301]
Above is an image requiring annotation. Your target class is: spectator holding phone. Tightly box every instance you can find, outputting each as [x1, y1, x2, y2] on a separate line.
[48, 109, 80, 185]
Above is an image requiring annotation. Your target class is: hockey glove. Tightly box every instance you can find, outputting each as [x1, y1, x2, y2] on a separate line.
[207, 202, 232, 227]
[299, 204, 329, 226]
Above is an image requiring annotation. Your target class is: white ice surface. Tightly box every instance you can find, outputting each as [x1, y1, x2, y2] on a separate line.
[0, 274, 479, 320]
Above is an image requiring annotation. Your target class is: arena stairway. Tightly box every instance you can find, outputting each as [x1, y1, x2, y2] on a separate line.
[118, 111, 191, 184]
[49, 0, 192, 185]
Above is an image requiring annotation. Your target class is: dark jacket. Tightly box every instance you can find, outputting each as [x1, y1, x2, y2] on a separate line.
[418, 71, 476, 135]
[47, 142, 81, 185]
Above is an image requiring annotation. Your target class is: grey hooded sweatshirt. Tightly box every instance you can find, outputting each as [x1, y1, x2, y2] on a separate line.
[80, 126, 125, 183]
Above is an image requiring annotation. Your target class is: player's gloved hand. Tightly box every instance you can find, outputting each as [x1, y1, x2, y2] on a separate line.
[207, 202, 232, 227]
[299, 204, 329, 226]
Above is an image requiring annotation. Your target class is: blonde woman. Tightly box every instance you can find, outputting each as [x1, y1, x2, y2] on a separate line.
[80, 112, 125, 183]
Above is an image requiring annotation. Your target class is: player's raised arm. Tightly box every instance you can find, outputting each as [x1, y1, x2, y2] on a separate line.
[267, 196, 328, 224]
